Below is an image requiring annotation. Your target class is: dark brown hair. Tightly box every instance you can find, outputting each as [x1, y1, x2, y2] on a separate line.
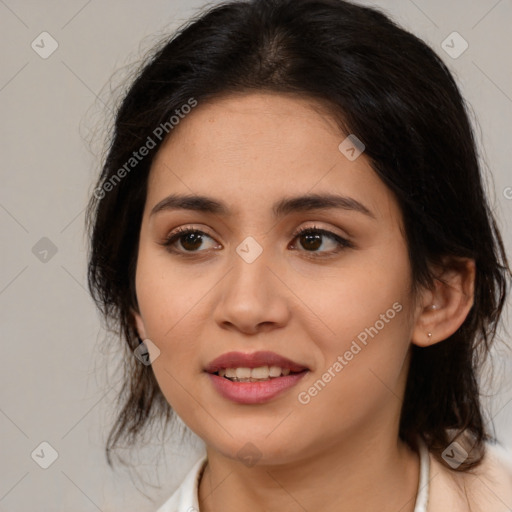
[86, 0, 511, 471]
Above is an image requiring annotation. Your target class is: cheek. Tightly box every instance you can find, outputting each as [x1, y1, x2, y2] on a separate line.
[134, 246, 205, 366]
[296, 295, 412, 430]
[135, 235, 208, 333]
[304, 244, 412, 345]
[297, 243, 414, 397]
[135, 253, 207, 414]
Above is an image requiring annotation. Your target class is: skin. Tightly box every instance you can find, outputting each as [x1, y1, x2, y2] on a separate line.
[133, 91, 475, 512]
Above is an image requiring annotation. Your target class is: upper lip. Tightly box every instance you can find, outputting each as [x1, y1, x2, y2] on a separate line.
[204, 351, 309, 374]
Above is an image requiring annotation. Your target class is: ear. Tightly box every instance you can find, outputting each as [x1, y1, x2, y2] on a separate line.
[131, 307, 147, 341]
[411, 257, 475, 347]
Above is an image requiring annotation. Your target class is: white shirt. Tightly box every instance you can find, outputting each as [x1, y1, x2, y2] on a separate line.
[155, 440, 512, 512]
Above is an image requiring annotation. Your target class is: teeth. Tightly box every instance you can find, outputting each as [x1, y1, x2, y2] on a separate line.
[251, 366, 270, 379]
[235, 367, 251, 379]
[217, 366, 295, 380]
[269, 365, 282, 377]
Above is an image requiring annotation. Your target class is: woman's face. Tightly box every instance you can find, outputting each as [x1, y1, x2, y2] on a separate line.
[134, 92, 421, 464]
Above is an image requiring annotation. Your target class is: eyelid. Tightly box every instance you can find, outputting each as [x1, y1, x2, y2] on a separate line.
[290, 222, 350, 240]
[163, 221, 349, 241]
[162, 225, 218, 247]
[160, 222, 354, 255]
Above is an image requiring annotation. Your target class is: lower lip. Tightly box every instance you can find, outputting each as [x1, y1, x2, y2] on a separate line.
[207, 371, 309, 404]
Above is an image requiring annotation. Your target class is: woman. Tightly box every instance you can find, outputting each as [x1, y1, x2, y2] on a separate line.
[86, 0, 512, 510]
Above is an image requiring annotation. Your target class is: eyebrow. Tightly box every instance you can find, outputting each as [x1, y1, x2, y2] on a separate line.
[150, 193, 375, 219]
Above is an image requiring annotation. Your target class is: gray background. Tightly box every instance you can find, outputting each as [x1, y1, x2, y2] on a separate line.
[1, 0, 511, 510]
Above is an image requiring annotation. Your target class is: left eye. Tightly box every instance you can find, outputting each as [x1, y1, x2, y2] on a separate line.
[290, 226, 353, 255]
[161, 225, 353, 256]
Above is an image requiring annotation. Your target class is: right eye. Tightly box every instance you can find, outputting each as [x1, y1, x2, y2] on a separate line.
[161, 226, 220, 254]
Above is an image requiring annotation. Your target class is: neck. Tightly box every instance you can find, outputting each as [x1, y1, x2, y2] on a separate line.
[198, 431, 420, 512]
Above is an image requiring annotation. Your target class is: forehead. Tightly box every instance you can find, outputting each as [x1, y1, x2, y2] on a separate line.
[154, 92, 342, 165]
[146, 92, 400, 224]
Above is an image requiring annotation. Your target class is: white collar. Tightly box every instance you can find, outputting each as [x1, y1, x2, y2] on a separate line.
[414, 437, 431, 512]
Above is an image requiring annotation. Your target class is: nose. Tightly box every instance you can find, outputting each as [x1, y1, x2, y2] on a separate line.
[213, 242, 291, 335]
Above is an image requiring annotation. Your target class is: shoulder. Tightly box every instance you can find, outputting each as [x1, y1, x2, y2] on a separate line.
[469, 442, 512, 507]
[429, 440, 512, 512]
[154, 455, 207, 512]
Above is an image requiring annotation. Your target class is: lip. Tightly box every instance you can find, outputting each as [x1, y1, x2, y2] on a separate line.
[204, 350, 310, 405]
[207, 371, 309, 404]
[204, 351, 309, 374]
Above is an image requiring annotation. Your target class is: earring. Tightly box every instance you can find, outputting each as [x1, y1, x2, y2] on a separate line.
[430, 304, 438, 310]
[427, 332, 432, 338]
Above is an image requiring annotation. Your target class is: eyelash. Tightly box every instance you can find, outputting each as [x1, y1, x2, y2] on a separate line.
[160, 225, 353, 258]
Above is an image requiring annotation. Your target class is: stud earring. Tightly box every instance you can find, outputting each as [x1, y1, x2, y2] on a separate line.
[430, 304, 438, 310]
[427, 332, 432, 338]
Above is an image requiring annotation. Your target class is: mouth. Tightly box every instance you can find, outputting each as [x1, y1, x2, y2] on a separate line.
[204, 351, 310, 404]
